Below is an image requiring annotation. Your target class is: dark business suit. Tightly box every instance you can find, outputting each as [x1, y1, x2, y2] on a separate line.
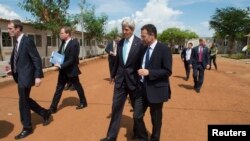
[135, 42, 172, 141]
[50, 38, 87, 111]
[190, 46, 209, 91]
[105, 35, 144, 140]
[105, 41, 117, 78]
[10, 35, 46, 129]
[181, 48, 192, 79]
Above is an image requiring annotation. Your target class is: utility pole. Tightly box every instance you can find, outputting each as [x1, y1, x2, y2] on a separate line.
[80, 0, 85, 60]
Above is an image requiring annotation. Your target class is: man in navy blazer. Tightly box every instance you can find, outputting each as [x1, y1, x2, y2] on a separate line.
[7, 19, 51, 140]
[181, 42, 193, 80]
[190, 38, 210, 93]
[136, 24, 172, 141]
[49, 26, 87, 113]
[101, 18, 145, 141]
[105, 36, 121, 81]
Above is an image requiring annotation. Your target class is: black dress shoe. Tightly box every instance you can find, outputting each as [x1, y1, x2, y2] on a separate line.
[15, 129, 33, 140]
[100, 137, 116, 141]
[76, 103, 87, 109]
[49, 107, 57, 114]
[43, 110, 51, 126]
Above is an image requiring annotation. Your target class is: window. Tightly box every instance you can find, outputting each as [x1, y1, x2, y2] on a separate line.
[35, 35, 42, 47]
[86, 39, 90, 46]
[91, 40, 96, 46]
[47, 36, 52, 46]
[52, 35, 56, 46]
[2, 32, 12, 47]
[80, 39, 83, 46]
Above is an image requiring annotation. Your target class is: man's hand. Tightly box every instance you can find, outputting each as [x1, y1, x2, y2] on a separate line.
[52, 63, 60, 71]
[189, 64, 192, 69]
[206, 64, 210, 69]
[138, 69, 149, 76]
[35, 78, 42, 87]
[5, 65, 12, 75]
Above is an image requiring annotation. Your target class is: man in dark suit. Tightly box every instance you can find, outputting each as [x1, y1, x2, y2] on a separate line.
[100, 18, 144, 141]
[190, 38, 210, 93]
[49, 26, 87, 114]
[105, 36, 121, 81]
[181, 42, 193, 80]
[136, 24, 172, 141]
[6, 19, 51, 140]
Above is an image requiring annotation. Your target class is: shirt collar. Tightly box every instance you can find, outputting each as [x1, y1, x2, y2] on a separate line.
[17, 33, 24, 43]
[126, 35, 134, 43]
[149, 40, 157, 50]
[65, 38, 71, 44]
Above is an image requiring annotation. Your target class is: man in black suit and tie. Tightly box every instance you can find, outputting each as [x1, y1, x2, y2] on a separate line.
[100, 18, 144, 141]
[6, 19, 51, 140]
[105, 36, 121, 81]
[181, 42, 193, 80]
[49, 26, 87, 113]
[190, 38, 210, 93]
[136, 24, 172, 141]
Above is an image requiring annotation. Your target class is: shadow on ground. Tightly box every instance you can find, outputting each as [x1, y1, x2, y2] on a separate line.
[0, 120, 14, 139]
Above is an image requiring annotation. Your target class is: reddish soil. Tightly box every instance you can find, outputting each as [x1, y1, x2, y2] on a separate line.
[0, 55, 250, 141]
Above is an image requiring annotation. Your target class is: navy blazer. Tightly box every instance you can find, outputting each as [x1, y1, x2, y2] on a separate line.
[190, 46, 210, 69]
[58, 38, 81, 77]
[112, 35, 144, 90]
[142, 42, 172, 103]
[10, 35, 43, 87]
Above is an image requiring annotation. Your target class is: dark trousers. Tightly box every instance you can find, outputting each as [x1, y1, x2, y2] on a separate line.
[106, 81, 136, 139]
[108, 56, 116, 78]
[209, 55, 217, 69]
[134, 84, 163, 141]
[193, 63, 205, 90]
[50, 73, 87, 109]
[184, 60, 191, 79]
[18, 86, 46, 129]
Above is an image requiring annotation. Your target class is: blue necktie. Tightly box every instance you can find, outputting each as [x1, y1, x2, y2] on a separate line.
[145, 47, 150, 68]
[123, 39, 128, 64]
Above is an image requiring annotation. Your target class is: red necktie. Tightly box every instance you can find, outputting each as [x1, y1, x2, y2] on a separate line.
[199, 47, 203, 62]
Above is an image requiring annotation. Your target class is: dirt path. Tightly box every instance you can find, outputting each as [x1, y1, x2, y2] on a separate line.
[0, 55, 250, 141]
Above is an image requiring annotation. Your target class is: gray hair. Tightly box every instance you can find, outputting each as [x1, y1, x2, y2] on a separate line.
[121, 18, 135, 31]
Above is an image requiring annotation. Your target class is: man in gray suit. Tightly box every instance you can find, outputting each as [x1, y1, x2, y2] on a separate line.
[6, 19, 51, 140]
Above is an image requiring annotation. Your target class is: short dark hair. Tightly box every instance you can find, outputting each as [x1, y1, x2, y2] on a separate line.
[61, 26, 72, 36]
[10, 19, 23, 31]
[141, 24, 157, 38]
[188, 42, 193, 46]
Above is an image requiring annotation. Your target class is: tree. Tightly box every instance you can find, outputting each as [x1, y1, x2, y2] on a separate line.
[105, 27, 120, 41]
[76, 0, 108, 42]
[19, 0, 76, 55]
[158, 27, 198, 48]
[210, 7, 250, 55]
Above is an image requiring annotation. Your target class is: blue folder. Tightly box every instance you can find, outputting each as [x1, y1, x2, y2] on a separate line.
[50, 51, 65, 65]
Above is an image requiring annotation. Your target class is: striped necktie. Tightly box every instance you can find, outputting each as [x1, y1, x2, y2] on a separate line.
[145, 47, 151, 68]
[13, 40, 18, 73]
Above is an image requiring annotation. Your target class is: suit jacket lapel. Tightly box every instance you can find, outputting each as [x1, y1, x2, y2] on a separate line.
[64, 39, 72, 54]
[148, 42, 159, 67]
[119, 39, 125, 66]
[126, 37, 138, 65]
[16, 36, 25, 61]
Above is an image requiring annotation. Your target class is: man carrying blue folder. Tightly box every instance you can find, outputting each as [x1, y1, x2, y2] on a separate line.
[49, 26, 87, 114]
